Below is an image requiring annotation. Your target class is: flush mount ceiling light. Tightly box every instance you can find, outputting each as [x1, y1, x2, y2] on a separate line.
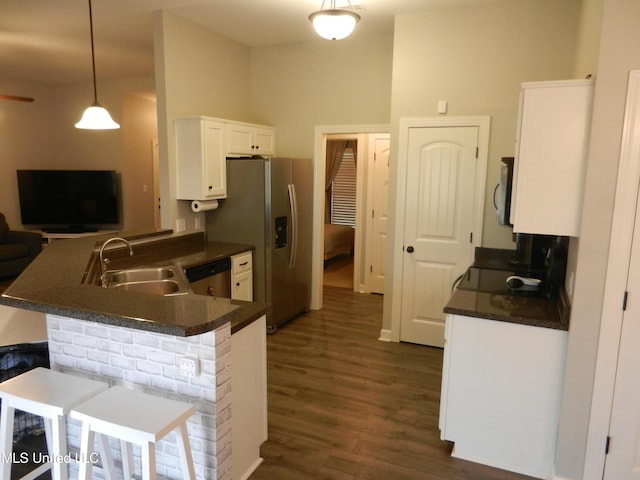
[309, 0, 361, 41]
[75, 0, 119, 130]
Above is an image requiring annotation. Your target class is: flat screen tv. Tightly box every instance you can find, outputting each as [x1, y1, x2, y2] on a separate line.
[17, 170, 120, 233]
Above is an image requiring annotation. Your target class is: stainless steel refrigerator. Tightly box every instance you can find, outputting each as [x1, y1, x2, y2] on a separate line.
[205, 157, 313, 333]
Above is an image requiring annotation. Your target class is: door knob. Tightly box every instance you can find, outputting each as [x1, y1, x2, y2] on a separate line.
[406, 246, 414, 253]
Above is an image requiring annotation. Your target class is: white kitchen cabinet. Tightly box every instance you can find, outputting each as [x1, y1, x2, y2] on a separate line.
[439, 314, 567, 479]
[510, 79, 594, 237]
[227, 123, 275, 157]
[231, 315, 267, 480]
[231, 251, 253, 301]
[175, 116, 227, 200]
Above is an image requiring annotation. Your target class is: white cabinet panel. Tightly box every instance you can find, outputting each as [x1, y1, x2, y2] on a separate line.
[232, 315, 267, 480]
[439, 314, 567, 479]
[175, 117, 227, 200]
[510, 79, 594, 237]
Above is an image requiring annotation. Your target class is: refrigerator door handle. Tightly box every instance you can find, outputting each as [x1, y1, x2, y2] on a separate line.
[288, 183, 298, 269]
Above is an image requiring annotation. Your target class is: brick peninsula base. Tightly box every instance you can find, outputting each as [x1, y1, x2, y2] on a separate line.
[46, 313, 233, 480]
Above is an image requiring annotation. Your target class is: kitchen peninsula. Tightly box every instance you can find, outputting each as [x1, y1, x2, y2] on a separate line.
[0, 230, 269, 480]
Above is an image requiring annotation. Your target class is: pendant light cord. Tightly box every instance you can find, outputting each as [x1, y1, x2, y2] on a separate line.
[87, 0, 98, 104]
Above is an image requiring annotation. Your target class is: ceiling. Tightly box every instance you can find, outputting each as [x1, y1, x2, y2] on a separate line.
[0, 0, 503, 86]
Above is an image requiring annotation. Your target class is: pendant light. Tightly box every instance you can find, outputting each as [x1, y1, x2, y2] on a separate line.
[309, 0, 361, 41]
[75, 0, 119, 130]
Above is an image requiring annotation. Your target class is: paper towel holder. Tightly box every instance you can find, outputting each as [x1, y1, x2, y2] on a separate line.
[191, 200, 219, 213]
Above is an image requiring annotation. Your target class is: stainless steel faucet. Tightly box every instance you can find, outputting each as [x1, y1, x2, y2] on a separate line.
[99, 237, 133, 287]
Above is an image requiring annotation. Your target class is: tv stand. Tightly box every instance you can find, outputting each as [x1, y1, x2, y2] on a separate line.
[41, 229, 118, 245]
[43, 227, 99, 234]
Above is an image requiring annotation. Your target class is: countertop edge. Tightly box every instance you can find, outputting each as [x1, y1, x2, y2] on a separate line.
[0, 293, 270, 337]
[443, 302, 568, 331]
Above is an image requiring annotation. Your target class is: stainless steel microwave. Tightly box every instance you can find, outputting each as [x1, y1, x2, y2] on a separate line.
[494, 156, 514, 226]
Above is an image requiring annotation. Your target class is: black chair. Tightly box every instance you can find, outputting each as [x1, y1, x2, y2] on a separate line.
[0, 213, 42, 279]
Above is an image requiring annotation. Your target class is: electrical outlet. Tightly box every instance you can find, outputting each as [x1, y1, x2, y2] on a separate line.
[195, 215, 201, 230]
[179, 355, 200, 378]
[176, 218, 186, 233]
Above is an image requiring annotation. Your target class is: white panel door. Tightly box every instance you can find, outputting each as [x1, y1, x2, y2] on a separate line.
[400, 126, 478, 347]
[604, 182, 640, 480]
[370, 134, 390, 294]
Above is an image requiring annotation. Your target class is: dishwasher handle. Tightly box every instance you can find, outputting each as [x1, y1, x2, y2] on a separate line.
[185, 257, 231, 283]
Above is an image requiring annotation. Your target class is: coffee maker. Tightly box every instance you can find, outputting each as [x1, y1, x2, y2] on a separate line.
[511, 233, 568, 298]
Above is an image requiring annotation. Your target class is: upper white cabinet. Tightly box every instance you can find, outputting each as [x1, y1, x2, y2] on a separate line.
[175, 116, 227, 200]
[510, 79, 594, 237]
[175, 117, 276, 201]
[227, 123, 275, 157]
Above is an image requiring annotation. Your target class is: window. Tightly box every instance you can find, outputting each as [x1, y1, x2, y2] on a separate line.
[331, 149, 356, 227]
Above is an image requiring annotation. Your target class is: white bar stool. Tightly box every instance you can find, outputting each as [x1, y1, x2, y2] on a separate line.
[0, 367, 109, 480]
[70, 386, 196, 480]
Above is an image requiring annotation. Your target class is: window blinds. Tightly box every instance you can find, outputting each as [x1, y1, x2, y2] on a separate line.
[331, 151, 356, 227]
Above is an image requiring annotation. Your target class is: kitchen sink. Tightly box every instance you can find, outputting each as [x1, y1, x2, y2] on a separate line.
[105, 266, 175, 284]
[110, 279, 186, 296]
[103, 266, 190, 296]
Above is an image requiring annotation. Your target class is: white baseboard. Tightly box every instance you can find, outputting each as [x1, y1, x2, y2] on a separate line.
[378, 328, 392, 342]
[550, 467, 574, 480]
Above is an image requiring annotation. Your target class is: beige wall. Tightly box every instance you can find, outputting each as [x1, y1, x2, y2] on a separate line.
[573, 0, 605, 78]
[250, 33, 394, 158]
[0, 77, 57, 228]
[555, 0, 640, 477]
[153, 11, 252, 232]
[122, 92, 158, 230]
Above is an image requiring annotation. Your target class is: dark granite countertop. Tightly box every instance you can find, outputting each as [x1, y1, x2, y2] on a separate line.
[444, 247, 569, 331]
[444, 288, 568, 330]
[0, 230, 269, 336]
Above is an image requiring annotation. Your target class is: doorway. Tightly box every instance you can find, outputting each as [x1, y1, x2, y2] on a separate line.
[311, 125, 390, 311]
[321, 132, 390, 292]
[385, 116, 489, 346]
[323, 136, 357, 291]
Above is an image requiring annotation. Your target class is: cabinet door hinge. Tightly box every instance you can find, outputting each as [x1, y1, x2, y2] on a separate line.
[605, 435, 611, 455]
[370, 265, 373, 273]
[476, 147, 479, 159]
[469, 232, 473, 243]
[623, 291, 629, 311]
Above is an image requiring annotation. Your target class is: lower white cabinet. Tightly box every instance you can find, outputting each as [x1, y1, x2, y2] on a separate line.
[439, 314, 567, 479]
[231, 315, 267, 480]
[231, 251, 253, 301]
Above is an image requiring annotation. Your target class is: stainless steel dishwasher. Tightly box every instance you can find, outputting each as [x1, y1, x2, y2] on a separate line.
[185, 257, 232, 297]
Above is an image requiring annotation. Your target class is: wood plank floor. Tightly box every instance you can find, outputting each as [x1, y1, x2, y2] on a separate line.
[249, 286, 536, 480]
